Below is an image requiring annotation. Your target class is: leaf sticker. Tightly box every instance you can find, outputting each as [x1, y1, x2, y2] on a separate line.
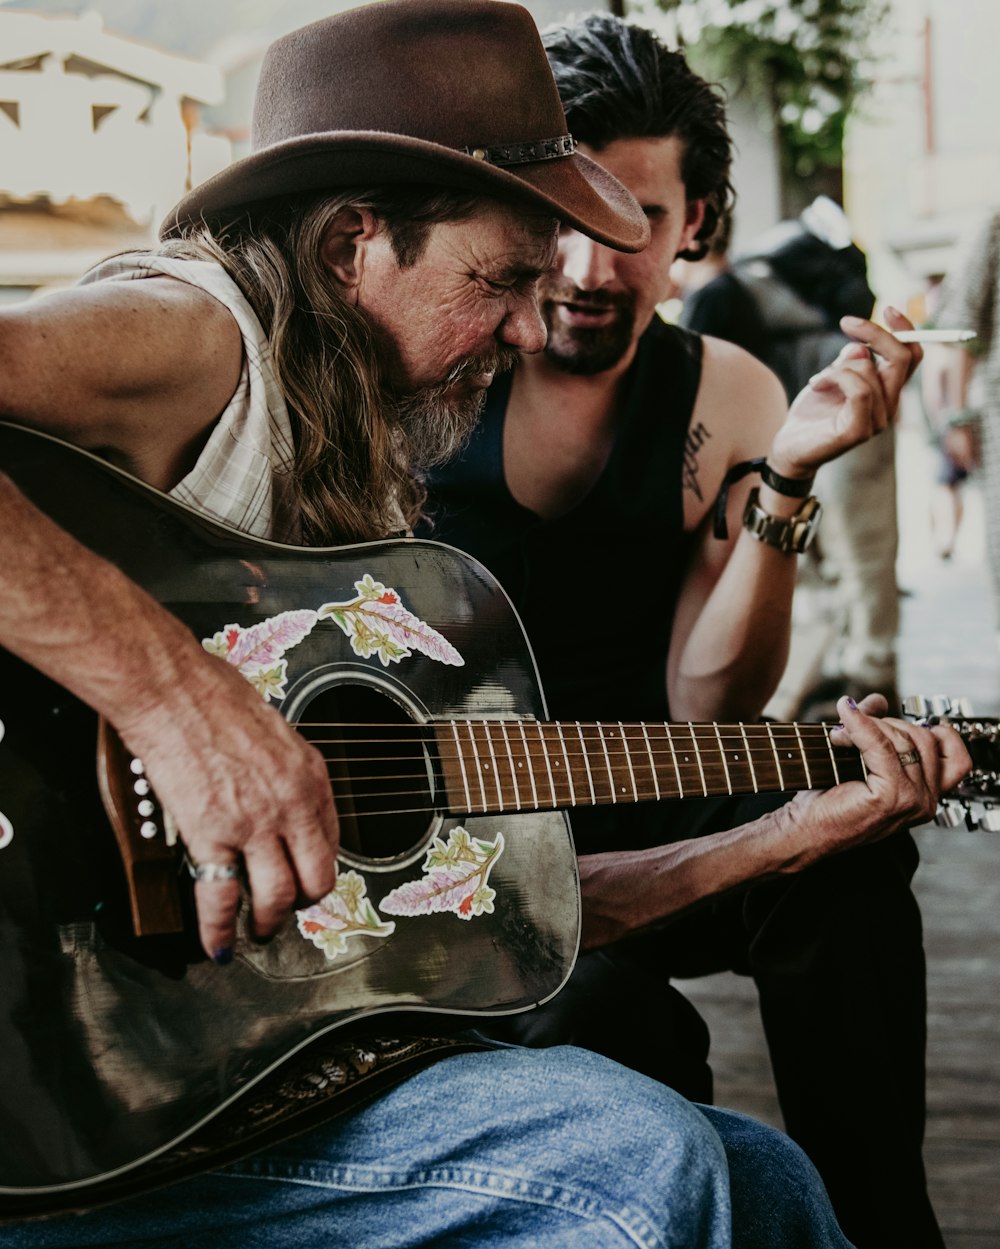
[317, 575, 463, 668]
[202, 609, 319, 701]
[379, 828, 503, 921]
[296, 869, 395, 960]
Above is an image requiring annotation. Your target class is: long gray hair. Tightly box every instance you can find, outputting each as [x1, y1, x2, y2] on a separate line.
[159, 188, 479, 544]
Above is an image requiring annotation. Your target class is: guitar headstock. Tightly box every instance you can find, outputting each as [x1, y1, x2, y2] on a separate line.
[903, 695, 1000, 831]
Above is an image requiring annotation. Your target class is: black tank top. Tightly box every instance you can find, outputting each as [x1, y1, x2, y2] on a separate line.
[422, 317, 703, 726]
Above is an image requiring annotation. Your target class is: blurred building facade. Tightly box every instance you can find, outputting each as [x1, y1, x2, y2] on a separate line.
[0, 8, 227, 299]
[846, 0, 1000, 309]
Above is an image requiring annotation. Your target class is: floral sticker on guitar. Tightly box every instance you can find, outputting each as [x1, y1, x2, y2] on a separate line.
[317, 575, 463, 668]
[379, 827, 504, 921]
[202, 574, 463, 701]
[296, 870, 395, 960]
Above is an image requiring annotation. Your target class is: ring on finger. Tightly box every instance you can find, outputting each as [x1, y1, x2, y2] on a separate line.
[185, 855, 241, 882]
[896, 749, 921, 767]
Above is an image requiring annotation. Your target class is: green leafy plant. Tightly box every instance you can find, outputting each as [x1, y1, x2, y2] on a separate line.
[632, 0, 888, 209]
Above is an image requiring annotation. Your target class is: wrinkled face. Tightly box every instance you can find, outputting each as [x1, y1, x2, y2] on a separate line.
[540, 136, 705, 376]
[355, 201, 558, 462]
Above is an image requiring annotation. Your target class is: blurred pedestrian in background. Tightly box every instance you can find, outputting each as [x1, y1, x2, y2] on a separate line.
[917, 274, 979, 561]
[935, 212, 1000, 631]
[680, 197, 901, 715]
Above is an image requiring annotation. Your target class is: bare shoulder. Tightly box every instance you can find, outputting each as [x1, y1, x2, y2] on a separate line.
[695, 335, 788, 457]
[0, 273, 243, 461]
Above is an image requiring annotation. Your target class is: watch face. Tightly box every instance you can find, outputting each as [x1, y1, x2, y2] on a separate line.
[743, 491, 822, 553]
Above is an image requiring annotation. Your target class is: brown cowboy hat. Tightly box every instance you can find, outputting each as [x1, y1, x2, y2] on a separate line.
[160, 0, 648, 251]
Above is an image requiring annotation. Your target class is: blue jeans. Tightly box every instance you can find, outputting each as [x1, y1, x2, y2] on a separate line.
[4, 1046, 852, 1248]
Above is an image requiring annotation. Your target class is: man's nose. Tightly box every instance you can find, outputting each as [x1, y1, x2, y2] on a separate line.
[500, 295, 547, 355]
[558, 230, 617, 291]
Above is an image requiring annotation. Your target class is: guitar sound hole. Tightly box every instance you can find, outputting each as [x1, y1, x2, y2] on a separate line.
[295, 682, 436, 861]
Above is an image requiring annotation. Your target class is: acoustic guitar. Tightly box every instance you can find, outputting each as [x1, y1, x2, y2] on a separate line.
[0, 421, 994, 1204]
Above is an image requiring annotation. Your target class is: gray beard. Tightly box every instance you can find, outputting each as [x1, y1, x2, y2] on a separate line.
[391, 348, 519, 468]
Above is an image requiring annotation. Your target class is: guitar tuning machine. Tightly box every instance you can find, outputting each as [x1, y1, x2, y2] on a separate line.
[902, 694, 974, 721]
[934, 800, 966, 828]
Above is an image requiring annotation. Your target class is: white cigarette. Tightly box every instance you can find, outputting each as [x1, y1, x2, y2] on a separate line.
[892, 329, 977, 343]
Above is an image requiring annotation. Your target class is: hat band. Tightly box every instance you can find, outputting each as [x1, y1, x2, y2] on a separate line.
[464, 133, 575, 168]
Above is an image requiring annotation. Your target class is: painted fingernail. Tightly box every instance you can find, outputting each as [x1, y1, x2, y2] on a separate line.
[845, 697, 858, 710]
[213, 947, 234, 966]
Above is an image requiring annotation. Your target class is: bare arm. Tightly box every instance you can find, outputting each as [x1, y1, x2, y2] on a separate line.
[0, 278, 243, 488]
[667, 310, 921, 721]
[0, 279, 340, 958]
[578, 695, 970, 950]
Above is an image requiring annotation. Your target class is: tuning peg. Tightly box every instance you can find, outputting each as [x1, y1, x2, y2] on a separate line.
[934, 800, 966, 828]
[950, 697, 974, 717]
[977, 805, 1000, 832]
[903, 695, 961, 720]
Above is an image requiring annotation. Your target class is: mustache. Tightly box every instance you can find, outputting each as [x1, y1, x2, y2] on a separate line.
[539, 279, 633, 314]
[441, 347, 520, 386]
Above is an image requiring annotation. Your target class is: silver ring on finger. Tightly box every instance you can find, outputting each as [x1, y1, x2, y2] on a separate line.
[185, 855, 241, 882]
[897, 749, 921, 767]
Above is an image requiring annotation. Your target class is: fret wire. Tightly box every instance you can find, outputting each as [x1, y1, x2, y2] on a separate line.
[499, 720, 521, 810]
[448, 721, 472, 812]
[664, 724, 684, 798]
[576, 721, 597, 806]
[713, 722, 733, 795]
[555, 722, 577, 806]
[620, 721, 639, 802]
[465, 719, 489, 813]
[641, 722, 661, 800]
[537, 722, 558, 808]
[689, 723, 708, 796]
[481, 719, 504, 811]
[595, 721, 616, 804]
[765, 721, 785, 790]
[738, 722, 758, 792]
[793, 721, 811, 788]
[518, 721, 539, 810]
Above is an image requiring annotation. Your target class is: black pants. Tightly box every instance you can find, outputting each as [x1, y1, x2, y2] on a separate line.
[488, 796, 942, 1249]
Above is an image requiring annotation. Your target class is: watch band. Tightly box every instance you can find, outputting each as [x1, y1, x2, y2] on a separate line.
[760, 461, 814, 498]
[742, 488, 823, 554]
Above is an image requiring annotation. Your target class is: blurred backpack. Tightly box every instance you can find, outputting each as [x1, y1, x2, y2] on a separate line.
[731, 197, 876, 402]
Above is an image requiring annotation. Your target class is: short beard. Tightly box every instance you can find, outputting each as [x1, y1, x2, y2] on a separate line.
[390, 348, 519, 468]
[539, 280, 636, 376]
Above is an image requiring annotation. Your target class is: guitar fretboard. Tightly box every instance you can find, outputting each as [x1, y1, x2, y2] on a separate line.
[434, 719, 867, 814]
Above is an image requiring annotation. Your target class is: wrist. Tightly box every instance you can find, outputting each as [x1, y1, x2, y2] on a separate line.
[761, 459, 815, 495]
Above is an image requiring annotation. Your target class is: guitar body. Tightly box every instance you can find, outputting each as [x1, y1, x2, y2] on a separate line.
[0, 422, 579, 1196]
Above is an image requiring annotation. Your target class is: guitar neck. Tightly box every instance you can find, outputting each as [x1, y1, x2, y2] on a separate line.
[434, 719, 867, 814]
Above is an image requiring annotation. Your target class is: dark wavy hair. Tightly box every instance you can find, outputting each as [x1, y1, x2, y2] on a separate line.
[543, 14, 734, 261]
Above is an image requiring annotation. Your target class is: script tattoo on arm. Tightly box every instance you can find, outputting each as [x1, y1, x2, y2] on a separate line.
[682, 421, 712, 501]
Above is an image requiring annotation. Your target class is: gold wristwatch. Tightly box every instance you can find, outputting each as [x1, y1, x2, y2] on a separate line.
[742, 487, 822, 554]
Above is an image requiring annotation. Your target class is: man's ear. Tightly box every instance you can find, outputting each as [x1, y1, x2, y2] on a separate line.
[319, 206, 380, 295]
[676, 199, 707, 256]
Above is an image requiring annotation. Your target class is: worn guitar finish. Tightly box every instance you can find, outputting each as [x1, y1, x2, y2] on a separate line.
[1, 422, 992, 1202]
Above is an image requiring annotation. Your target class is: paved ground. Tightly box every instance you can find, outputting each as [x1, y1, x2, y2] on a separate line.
[683, 424, 1000, 1247]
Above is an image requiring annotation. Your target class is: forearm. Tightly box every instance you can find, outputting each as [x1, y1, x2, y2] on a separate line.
[668, 486, 802, 721]
[578, 802, 801, 950]
[0, 472, 204, 733]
